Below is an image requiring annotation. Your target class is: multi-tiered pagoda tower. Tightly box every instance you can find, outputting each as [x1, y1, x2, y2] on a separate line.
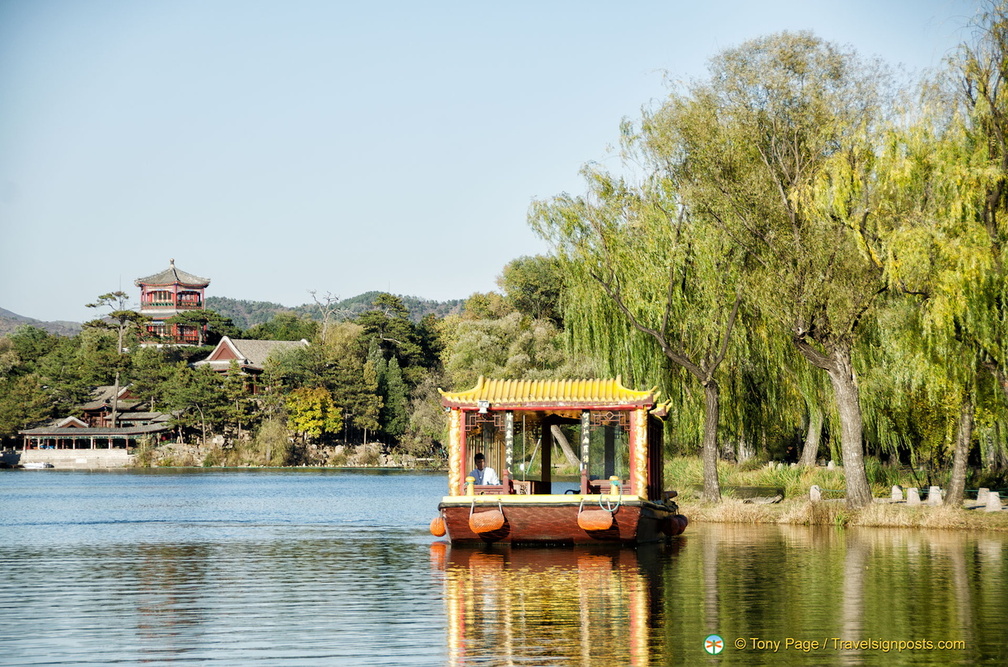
[135, 259, 211, 344]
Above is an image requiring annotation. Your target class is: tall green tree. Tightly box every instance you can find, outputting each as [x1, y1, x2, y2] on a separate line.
[5, 326, 90, 418]
[164, 365, 231, 444]
[648, 32, 889, 507]
[356, 293, 427, 385]
[243, 313, 318, 341]
[127, 347, 178, 413]
[439, 311, 580, 389]
[264, 321, 382, 444]
[0, 375, 50, 440]
[497, 255, 565, 327]
[286, 386, 343, 443]
[949, 1, 1008, 477]
[383, 356, 409, 437]
[85, 291, 147, 428]
[862, 2, 1008, 499]
[6, 326, 58, 373]
[532, 167, 745, 502]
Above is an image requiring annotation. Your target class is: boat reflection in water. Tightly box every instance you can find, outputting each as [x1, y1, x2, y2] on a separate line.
[431, 541, 679, 666]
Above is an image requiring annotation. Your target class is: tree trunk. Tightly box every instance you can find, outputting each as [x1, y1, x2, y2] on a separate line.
[550, 424, 581, 469]
[799, 402, 823, 467]
[824, 345, 873, 508]
[701, 380, 722, 502]
[946, 391, 973, 507]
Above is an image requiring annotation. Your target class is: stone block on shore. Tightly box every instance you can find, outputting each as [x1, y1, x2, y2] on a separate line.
[891, 485, 903, 501]
[985, 491, 1002, 512]
[928, 486, 943, 506]
[907, 487, 921, 506]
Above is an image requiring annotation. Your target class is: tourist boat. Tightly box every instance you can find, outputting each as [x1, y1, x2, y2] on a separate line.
[429, 377, 687, 545]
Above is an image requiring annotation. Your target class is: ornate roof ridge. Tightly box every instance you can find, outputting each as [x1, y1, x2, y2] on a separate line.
[135, 258, 210, 287]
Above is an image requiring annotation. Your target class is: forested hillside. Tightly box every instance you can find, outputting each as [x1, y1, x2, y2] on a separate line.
[0, 307, 80, 337]
[207, 293, 462, 330]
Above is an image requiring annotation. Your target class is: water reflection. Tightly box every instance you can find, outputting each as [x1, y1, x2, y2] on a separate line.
[680, 525, 1008, 666]
[433, 542, 679, 666]
[433, 525, 1008, 666]
[3, 473, 1007, 666]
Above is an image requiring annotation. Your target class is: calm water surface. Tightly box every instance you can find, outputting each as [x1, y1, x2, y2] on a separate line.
[1, 470, 1005, 665]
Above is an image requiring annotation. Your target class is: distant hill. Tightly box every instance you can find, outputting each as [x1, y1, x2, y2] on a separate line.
[207, 292, 463, 330]
[0, 293, 465, 338]
[0, 307, 81, 337]
[203, 297, 292, 331]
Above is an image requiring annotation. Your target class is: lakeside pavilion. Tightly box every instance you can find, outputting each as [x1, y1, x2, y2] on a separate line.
[135, 258, 210, 344]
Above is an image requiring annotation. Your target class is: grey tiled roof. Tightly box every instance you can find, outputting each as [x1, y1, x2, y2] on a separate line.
[230, 338, 308, 367]
[135, 259, 210, 287]
[194, 337, 309, 373]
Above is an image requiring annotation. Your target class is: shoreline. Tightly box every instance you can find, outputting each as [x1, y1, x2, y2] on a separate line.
[8, 450, 1008, 532]
[678, 497, 1008, 532]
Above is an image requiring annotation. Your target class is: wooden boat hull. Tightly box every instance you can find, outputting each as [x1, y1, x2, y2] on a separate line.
[438, 495, 677, 545]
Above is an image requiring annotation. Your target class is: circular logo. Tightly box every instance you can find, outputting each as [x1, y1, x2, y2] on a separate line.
[704, 634, 724, 655]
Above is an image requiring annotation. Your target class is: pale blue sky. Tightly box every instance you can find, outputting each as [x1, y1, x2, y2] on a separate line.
[0, 0, 980, 323]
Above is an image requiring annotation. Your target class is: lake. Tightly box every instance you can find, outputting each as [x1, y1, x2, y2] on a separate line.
[0, 469, 1005, 665]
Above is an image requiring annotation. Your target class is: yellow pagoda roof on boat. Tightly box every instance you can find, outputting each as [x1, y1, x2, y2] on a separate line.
[439, 376, 657, 410]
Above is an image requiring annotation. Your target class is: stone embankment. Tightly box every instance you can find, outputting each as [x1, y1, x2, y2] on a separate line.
[2, 448, 133, 469]
[3, 443, 440, 470]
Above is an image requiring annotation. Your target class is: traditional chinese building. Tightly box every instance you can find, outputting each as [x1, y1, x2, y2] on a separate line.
[193, 336, 309, 392]
[18, 384, 172, 452]
[135, 259, 210, 344]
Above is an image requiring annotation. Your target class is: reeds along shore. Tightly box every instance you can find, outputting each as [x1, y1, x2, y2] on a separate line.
[679, 499, 1008, 531]
[667, 457, 1008, 531]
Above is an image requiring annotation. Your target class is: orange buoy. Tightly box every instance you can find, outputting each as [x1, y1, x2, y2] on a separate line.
[429, 515, 446, 537]
[577, 509, 614, 531]
[469, 509, 505, 533]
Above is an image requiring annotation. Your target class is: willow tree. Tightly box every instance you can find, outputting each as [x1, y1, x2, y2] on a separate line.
[865, 92, 998, 504]
[649, 32, 890, 507]
[531, 160, 745, 502]
[954, 2, 1008, 430]
[876, 1, 1008, 496]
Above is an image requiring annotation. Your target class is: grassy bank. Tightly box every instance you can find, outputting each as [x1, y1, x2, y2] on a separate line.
[667, 456, 1008, 532]
[678, 498, 1008, 532]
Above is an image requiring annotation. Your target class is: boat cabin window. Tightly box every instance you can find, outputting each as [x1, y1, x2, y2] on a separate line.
[508, 411, 558, 494]
[587, 410, 630, 483]
[461, 406, 636, 494]
[464, 411, 505, 483]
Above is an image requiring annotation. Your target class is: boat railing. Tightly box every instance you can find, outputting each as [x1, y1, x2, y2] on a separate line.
[587, 479, 633, 495]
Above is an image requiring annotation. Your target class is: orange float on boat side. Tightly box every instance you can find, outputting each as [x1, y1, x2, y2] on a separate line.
[429, 515, 446, 537]
[577, 509, 614, 531]
[469, 509, 505, 533]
